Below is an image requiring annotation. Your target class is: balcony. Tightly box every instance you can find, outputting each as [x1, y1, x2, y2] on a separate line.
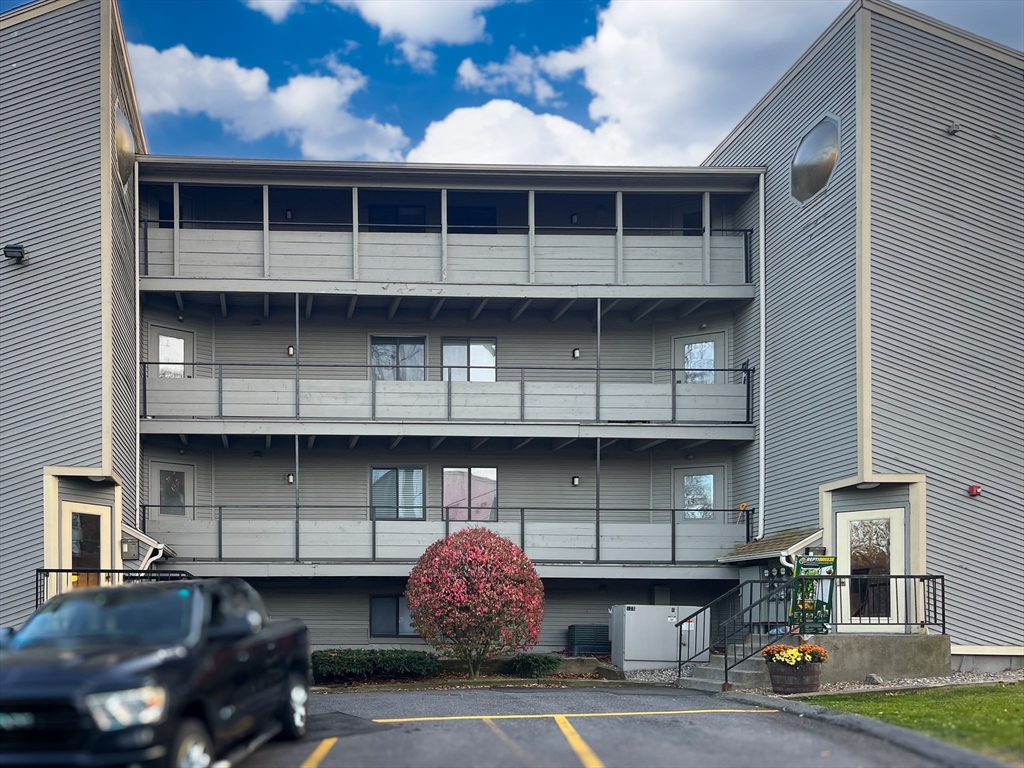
[139, 185, 753, 288]
[141, 363, 753, 425]
[142, 505, 752, 565]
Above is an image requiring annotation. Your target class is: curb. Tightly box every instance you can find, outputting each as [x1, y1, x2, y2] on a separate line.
[786, 679, 1022, 699]
[313, 678, 655, 694]
[721, 692, 1012, 768]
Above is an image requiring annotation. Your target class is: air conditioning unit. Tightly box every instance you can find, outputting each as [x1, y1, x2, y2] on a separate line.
[610, 605, 709, 671]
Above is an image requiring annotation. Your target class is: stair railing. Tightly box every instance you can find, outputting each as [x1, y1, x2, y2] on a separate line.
[716, 579, 798, 690]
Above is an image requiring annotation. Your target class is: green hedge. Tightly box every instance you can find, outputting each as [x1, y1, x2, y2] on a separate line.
[507, 653, 562, 678]
[311, 649, 442, 684]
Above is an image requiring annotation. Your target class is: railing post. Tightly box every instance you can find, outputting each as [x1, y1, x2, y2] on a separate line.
[140, 363, 148, 418]
[671, 509, 677, 563]
[294, 294, 301, 420]
[595, 298, 602, 421]
[447, 370, 452, 421]
[371, 515, 377, 562]
[744, 363, 752, 424]
[217, 506, 223, 562]
[142, 218, 149, 276]
[520, 508, 526, 552]
[520, 368, 525, 421]
[217, 364, 223, 417]
[371, 377, 377, 420]
[444, 508, 450, 539]
[671, 368, 677, 423]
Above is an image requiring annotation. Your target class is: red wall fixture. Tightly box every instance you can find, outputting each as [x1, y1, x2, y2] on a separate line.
[968, 485, 982, 497]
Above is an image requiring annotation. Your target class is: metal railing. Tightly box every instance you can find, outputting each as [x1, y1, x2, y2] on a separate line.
[141, 505, 750, 565]
[677, 574, 946, 690]
[140, 362, 754, 425]
[35, 568, 194, 608]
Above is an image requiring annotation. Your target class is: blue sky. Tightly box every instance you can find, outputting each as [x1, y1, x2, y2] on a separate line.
[3, 0, 1022, 164]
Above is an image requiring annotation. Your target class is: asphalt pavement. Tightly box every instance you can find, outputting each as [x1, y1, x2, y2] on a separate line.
[245, 686, 945, 768]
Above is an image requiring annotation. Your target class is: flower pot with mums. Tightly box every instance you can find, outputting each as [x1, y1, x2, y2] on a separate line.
[761, 644, 829, 694]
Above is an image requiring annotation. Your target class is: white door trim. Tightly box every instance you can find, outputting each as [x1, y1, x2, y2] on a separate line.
[836, 507, 905, 633]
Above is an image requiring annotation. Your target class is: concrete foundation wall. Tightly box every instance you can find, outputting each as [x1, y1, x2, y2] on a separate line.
[807, 634, 950, 683]
[950, 654, 1023, 673]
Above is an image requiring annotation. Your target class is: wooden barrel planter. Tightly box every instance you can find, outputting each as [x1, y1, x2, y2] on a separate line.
[766, 662, 823, 694]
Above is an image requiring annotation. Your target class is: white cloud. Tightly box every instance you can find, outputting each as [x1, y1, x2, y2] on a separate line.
[243, 0, 503, 70]
[128, 43, 408, 161]
[416, 0, 845, 165]
[456, 48, 559, 105]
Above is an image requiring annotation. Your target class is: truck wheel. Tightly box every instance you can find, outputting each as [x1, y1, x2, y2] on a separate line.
[168, 718, 215, 768]
[278, 672, 308, 740]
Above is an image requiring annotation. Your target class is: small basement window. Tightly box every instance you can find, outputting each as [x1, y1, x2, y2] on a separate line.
[370, 595, 417, 637]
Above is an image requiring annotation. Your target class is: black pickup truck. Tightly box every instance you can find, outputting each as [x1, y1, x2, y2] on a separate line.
[0, 577, 310, 768]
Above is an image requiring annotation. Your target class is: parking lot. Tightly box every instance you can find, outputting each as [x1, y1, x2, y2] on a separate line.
[247, 686, 940, 768]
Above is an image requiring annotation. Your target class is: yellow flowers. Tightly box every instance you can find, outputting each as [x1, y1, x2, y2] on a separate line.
[762, 643, 829, 668]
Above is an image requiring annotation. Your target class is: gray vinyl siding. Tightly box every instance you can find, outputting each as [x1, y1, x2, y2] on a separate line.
[868, 15, 1024, 646]
[251, 577, 734, 651]
[0, 0, 104, 626]
[110, 22, 139, 528]
[58, 477, 117, 510]
[706, 17, 860, 534]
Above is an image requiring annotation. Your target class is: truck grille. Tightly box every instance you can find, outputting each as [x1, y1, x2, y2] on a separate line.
[0, 699, 89, 750]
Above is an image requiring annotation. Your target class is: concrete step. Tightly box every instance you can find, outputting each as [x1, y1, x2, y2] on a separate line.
[690, 665, 770, 687]
[706, 655, 771, 673]
[676, 677, 730, 693]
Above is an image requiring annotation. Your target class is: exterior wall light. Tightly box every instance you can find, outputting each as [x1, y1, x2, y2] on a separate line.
[571, 476, 580, 486]
[253, 450, 263, 459]
[286, 472, 295, 484]
[287, 345, 295, 357]
[572, 348, 581, 359]
[3, 244, 27, 264]
[855, 481, 880, 489]
[570, 214, 578, 224]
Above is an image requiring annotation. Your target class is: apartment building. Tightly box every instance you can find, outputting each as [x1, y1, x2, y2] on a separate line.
[1, 0, 1020, 664]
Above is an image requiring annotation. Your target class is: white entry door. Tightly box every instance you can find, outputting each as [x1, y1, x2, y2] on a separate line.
[673, 333, 726, 385]
[148, 326, 194, 379]
[836, 508, 905, 631]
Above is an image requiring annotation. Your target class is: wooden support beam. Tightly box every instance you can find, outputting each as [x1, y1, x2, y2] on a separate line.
[174, 292, 184, 312]
[387, 297, 402, 321]
[549, 298, 576, 322]
[429, 436, 446, 450]
[679, 439, 709, 451]
[630, 299, 664, 324]
[307, 435, 316, 450]
[429, 298, 446, 320]
[678, 299, 708, 319]
[219, 294, 228, 318]
[469, 298, 489, 321]
[599, 438, 619, 450]
[178, 434, 188, 446]
[348, 435, 360, 449]
[470, 437, 489, 450]
[263, 294, 270, 318]
[346, 295, 358, 319]
[265, 435, 272, 449]
[511, 437, 533, 451]
[552, 437, 576, 451]
[595, 298, 620, 320]
[389, 435, 403, 449]
[221, 435, 229, 449]
[633, 438, 666, 452]
[305, 295, 313, 319]
[509, 298, 532, 322]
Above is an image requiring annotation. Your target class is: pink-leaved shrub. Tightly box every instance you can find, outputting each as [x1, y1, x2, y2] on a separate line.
[405, 527, 545, 678]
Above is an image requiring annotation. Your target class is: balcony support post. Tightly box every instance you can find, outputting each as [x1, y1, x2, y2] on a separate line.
[595, 437, 601, 563]
[140, 363, 147, 418]
[294, 434, 300, 563]
[671, 509, 677, 564]
[520, 367, 525, 421]
[172, 182, 180, 277]
[441, 188, 448, 281]
[702, 191, 711, 284]
[596, 298, 601, 421]
[217, 506, 223, 562]
[528, 190, 535, 283]
[520, 508, 526, 553]
[217, 364, 223, 417]
[352, 187, 359, 280]
[294, 293, 301, 419]
[615, 192, 623, 284]
[262, 184, 270, 278]
[671, 366, 677, 423]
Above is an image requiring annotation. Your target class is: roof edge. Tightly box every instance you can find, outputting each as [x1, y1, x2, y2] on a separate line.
[0, 0, 84, 28]
[717, 529, 824, 564]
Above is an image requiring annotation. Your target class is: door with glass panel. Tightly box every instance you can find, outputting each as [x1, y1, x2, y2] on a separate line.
[370, 467, 425, 520]
[148, 326, 194, 379]
[836, 508, 905, 631]
[60, 502, 111, 590]
[673, 467, 725, 520]
[672, 333, 725, 385]
[149, 462, 195, 520]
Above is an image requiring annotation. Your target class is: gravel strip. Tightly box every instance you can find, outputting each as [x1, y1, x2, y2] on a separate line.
[624, 666, 693, 683]
[745, 668, 1024, 696]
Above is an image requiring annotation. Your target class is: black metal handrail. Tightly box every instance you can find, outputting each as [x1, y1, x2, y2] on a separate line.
[678, 574, 946, 690]
[140, 362, 754, 425]
[35, 568, 194, 608]
[140, 504, 750, 565]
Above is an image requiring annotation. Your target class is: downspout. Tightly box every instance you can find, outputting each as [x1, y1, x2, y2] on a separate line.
[138, 543, 165, 572]
[757, 171, 767, 540]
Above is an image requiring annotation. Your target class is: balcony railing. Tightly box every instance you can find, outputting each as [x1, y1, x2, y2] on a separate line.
[35, 568, 194, 608]
[141, 505, 751, 565]
[141, 363, 753, 425]
[139, 218, 751, 285]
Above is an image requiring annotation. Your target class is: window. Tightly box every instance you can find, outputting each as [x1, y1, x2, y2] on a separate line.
[444, 467, 497, 521]
[683, 341, 715, 385]
[150, 462, 195, 518]
[149, 326, 194, 379]
[371, 467, 425, 520]
[673, 332, 725, 385]
[371, 337, 425, 381]
[370, 596, 417, 637]
[674, 466, 724, 521]
[442, 338, 496, 382]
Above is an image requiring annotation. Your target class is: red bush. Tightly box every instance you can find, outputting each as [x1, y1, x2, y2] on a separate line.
[405, 527, 545, 678]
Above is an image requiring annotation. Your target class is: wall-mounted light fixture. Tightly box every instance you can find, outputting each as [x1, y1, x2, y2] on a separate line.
[251, 319, 261, 327]
[946, 121, 961, 136]
[570, 214, 578, 224]
[285, 209, 293, 220]
[571, 348, 581, 359]
[3, 244, 27, 264]
[856, 481, 880, 490]
[287, 345, 295, 357]
[177, 315, 184, 323]
[571, 476, 580, 486]
[252, 450, 263, 459]
[286, 472, 295, 484]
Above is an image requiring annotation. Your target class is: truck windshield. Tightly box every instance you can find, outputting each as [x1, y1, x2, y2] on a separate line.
[10, 586, 195, 649]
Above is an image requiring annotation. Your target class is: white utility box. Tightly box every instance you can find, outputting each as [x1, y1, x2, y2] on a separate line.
[610, 605, 709, 671]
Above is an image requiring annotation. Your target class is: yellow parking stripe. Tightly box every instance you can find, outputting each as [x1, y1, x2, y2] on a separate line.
[373, 708, 777, 723]
[482, 717, 540, 768]
[299, 737, 338, 768]
[554, 715, 605, 768]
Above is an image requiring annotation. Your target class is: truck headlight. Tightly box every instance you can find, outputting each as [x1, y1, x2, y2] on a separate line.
[84, 686, 167, 731]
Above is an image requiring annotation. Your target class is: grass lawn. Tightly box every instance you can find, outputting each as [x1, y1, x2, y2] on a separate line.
[812, 683, 1024, 766]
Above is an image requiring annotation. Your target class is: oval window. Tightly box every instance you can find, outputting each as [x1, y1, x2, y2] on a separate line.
[791, 118, 839, 203]
[115, 106, 136, 185]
